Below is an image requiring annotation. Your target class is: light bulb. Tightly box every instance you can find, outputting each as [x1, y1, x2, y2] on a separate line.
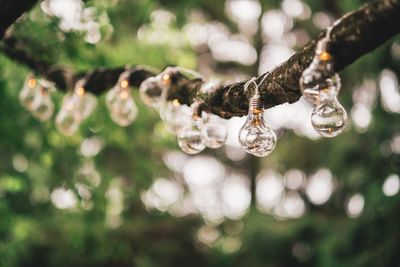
[31, 89, 54, 121]
[72, 87, 97, 121]
[106, 81, 138, 127]
[139, 76, 166, 108]
[311, 97, 347, 137]
[238, 94, 277, 157]
[300, 39, 336, 105]
[177, 115, 205, 155]
[159, 99, 191, 134]
[19, 75, 38, 110]
[55, 85, 97, 136]
[55, 109, 80, 136]
[300, 70, 341, 105]
[201, 114, 228, 149]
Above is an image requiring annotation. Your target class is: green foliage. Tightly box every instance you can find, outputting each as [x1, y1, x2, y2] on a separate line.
[0, 0, 399, 266]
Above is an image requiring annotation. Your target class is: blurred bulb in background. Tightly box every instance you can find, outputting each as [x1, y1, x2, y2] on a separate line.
[106, 72, 138, 127]
[71, 85, 97, 121]
[139, 75, 168, 108]
[31, 80, 55, 121]
[177, 103, 205, 155]
[159, 99, 191, 134]
[56, 81, 97, 136]
[202, 113, 228, 149]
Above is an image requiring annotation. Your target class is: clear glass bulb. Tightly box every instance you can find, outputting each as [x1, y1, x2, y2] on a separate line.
[106, 84, 138, 127]
[19, 75, 38, 111]
[300, 42, 337, 106]
[177, 115, 205, 155]
[311, 97, 347, 138]
[55, 89, 95, 136]
[238, 97, 277, 157]
[300, 66, 341, 106]
[201, 114, 228, 149]
[55, 109, 80, 136]
[72, 88, 97, 121]
[139, 76, 166, 108]
[159, 100, 191, 134]
[31, 88, 54, 121]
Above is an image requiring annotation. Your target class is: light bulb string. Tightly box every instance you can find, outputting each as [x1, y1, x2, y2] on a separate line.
[244, 77, 264, 113]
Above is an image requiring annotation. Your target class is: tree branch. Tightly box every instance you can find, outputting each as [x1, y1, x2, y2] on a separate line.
[0, 0, 38, 39]
[1, 0, 400, 118]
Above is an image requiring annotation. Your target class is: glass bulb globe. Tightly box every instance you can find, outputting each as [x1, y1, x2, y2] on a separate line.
[159, 100, 191, 134]
[311, 97, 347, 138]
[106, 86, 138, 127]
[177, 116, 205, 155]
[31, 90, 54, 121]
[201, 114, 228, 149]
[60, 90, 97, 122]
[55, 109, 80, 136]
[139, 76, 166, 108]
[238, 110, 277, 157]
[318, 74, 341, 103]
[300, 58, 338, 106]
[19, 76, 38, 111]
[74, 91, 97, 121]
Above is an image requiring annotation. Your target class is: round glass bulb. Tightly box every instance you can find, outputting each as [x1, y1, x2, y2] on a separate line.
[159, 100, 191, 134]
[177, 116, 205, 155]
[60, 91, 97, 122]
[106, 86, 138, 127]
[201, 114, 228, 149]
[311, 97, 347, 138]
[74, 92, 97, 121]
[238, 111, 277, 157]
[139, 76, 166, 108]
[300, 58, 338, 106]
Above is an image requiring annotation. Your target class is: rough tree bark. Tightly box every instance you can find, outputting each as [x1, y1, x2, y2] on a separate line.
[1, 0, 400, 118]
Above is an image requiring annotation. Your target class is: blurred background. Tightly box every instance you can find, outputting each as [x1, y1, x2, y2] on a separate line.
[0, 0, 399, 266]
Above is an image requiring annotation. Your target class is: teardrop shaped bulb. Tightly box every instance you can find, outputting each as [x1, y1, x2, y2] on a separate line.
[106, 86, 138, 127]
[311, 98, 347, 137]
[159, 100, 191, 134]
[201, 114, 228, 149]
[177, 116, 205, 154]
[139, 76, 166, 108]
[74, 91, 97, 120]
[238, 111, 277, 157]
[300, 57, 338, 106]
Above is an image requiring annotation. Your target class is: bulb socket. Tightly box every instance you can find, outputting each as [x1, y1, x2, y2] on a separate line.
[249, 95, 263, 114]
